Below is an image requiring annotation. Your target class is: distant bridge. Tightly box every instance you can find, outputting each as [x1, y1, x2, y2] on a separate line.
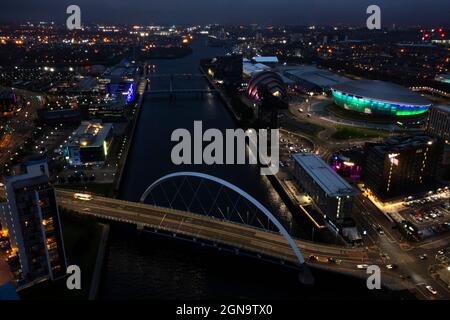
[146, 74, 218, 98]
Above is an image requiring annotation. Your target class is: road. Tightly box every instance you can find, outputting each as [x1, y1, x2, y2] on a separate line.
[0, 89, 41, 170]
[56, 189, 406, 288]
[279, 94, 450, 299]
[353, 195, 450, 300]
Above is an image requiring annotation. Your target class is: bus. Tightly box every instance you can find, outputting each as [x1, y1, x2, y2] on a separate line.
[73, 193, 93, 201]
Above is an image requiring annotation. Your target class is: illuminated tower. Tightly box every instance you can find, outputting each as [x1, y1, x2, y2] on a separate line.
[2, 159, 67, 287]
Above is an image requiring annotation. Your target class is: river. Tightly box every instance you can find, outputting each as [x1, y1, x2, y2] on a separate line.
[99, 38, 405, 300]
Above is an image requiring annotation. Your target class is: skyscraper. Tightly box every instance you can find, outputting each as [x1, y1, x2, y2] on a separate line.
[2, 158, 66, 288]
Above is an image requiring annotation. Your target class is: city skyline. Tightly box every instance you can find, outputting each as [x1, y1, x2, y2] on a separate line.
[0, 0, 450, 26]
[0, 2, 449, 305]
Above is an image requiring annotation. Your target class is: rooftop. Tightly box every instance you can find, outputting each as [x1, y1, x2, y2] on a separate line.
[370, 135, 441, 155]
[293, 153, 359, 197]
[243, 62, 270, 77]
[283, 65, 349, 89]
[331, 80, 432, 106]
[70, 121, 113, 148]
[433, 105, 450, 113]
[252, 56, 279, 64]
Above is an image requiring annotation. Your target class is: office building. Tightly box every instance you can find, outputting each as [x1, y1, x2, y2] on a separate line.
[363, 135, 444, 201]
[1, 159, 67, 287]
[292, 153, 359, 225]
[427, 105, 450, 143]
[64, 121, 114, 166]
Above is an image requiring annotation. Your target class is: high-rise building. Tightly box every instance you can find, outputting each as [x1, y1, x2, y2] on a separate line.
[363, 135, 444, 201]
[292, 153, 359, 225]
[427, 105, 450, 143]
[1, 159, 66, 288]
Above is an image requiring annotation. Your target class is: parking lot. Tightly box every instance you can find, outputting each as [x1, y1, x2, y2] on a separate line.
[398, 189, 450, 238]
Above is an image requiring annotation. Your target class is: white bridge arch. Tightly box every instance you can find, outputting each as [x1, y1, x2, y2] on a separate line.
[140, 171, 305, 265]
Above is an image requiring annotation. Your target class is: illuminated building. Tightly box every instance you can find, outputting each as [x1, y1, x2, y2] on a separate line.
[331, 80, 432, 117]
[362, 135, 444, 201]
[427, 105, 450, 169]
[247, 71, 288, 128]
[107, 82, 135, 104]
[1, 159, 67, 287]
[208, 54, 243, 86]
[64, 121, 114, 166]
[0, 89, 17, 117]
[330, 149, 364, 181]
[435, 74, 450, 84]
[292, 153, 359, 226]
[247, 71, 287, 101]
[427, 105, 450, 143]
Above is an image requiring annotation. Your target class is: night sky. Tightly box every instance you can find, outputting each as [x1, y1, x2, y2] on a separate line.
[1, 0, 449, 26]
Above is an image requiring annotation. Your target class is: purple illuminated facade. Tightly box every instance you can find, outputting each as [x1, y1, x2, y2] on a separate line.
[107, 82, 135, 104]
[331, 153, 363, 181]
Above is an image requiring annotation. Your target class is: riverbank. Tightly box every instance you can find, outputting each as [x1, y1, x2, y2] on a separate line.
[199, 65, 243, 123]
[113, 67, 148, 196]
[89, 224, 110, 300]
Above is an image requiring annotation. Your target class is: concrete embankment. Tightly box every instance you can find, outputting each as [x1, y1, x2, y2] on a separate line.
[113, 76, 148, 197]
[199, 66, 242, 123]
[88, 223, 110, 300]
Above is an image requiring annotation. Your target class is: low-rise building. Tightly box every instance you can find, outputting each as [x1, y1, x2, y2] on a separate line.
[64, 121, 114, 166]
[292, 153, 359, 226]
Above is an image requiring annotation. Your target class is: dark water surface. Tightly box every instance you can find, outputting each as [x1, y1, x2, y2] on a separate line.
[100, 38, 406, 300]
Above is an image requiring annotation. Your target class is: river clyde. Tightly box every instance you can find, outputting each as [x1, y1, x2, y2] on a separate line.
[99, 38, 407, 300]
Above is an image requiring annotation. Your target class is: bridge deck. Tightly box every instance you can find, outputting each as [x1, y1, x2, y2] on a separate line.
[56, 190, 371, 269]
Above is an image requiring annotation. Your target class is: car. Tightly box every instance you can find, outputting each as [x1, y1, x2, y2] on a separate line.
[426, 285, 438, 295]
[419, 254, 428, 260]
[328, 257, 336, 264]
[386, 264, 397, 270]
[308, 255, 318, 262]
[357, 264, 369, 270]
[328, 257, 342, 264]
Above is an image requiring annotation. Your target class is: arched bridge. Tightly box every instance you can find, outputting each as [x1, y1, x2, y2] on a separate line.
[140, 171, 305, 265]
[56, 172, 372, 283]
